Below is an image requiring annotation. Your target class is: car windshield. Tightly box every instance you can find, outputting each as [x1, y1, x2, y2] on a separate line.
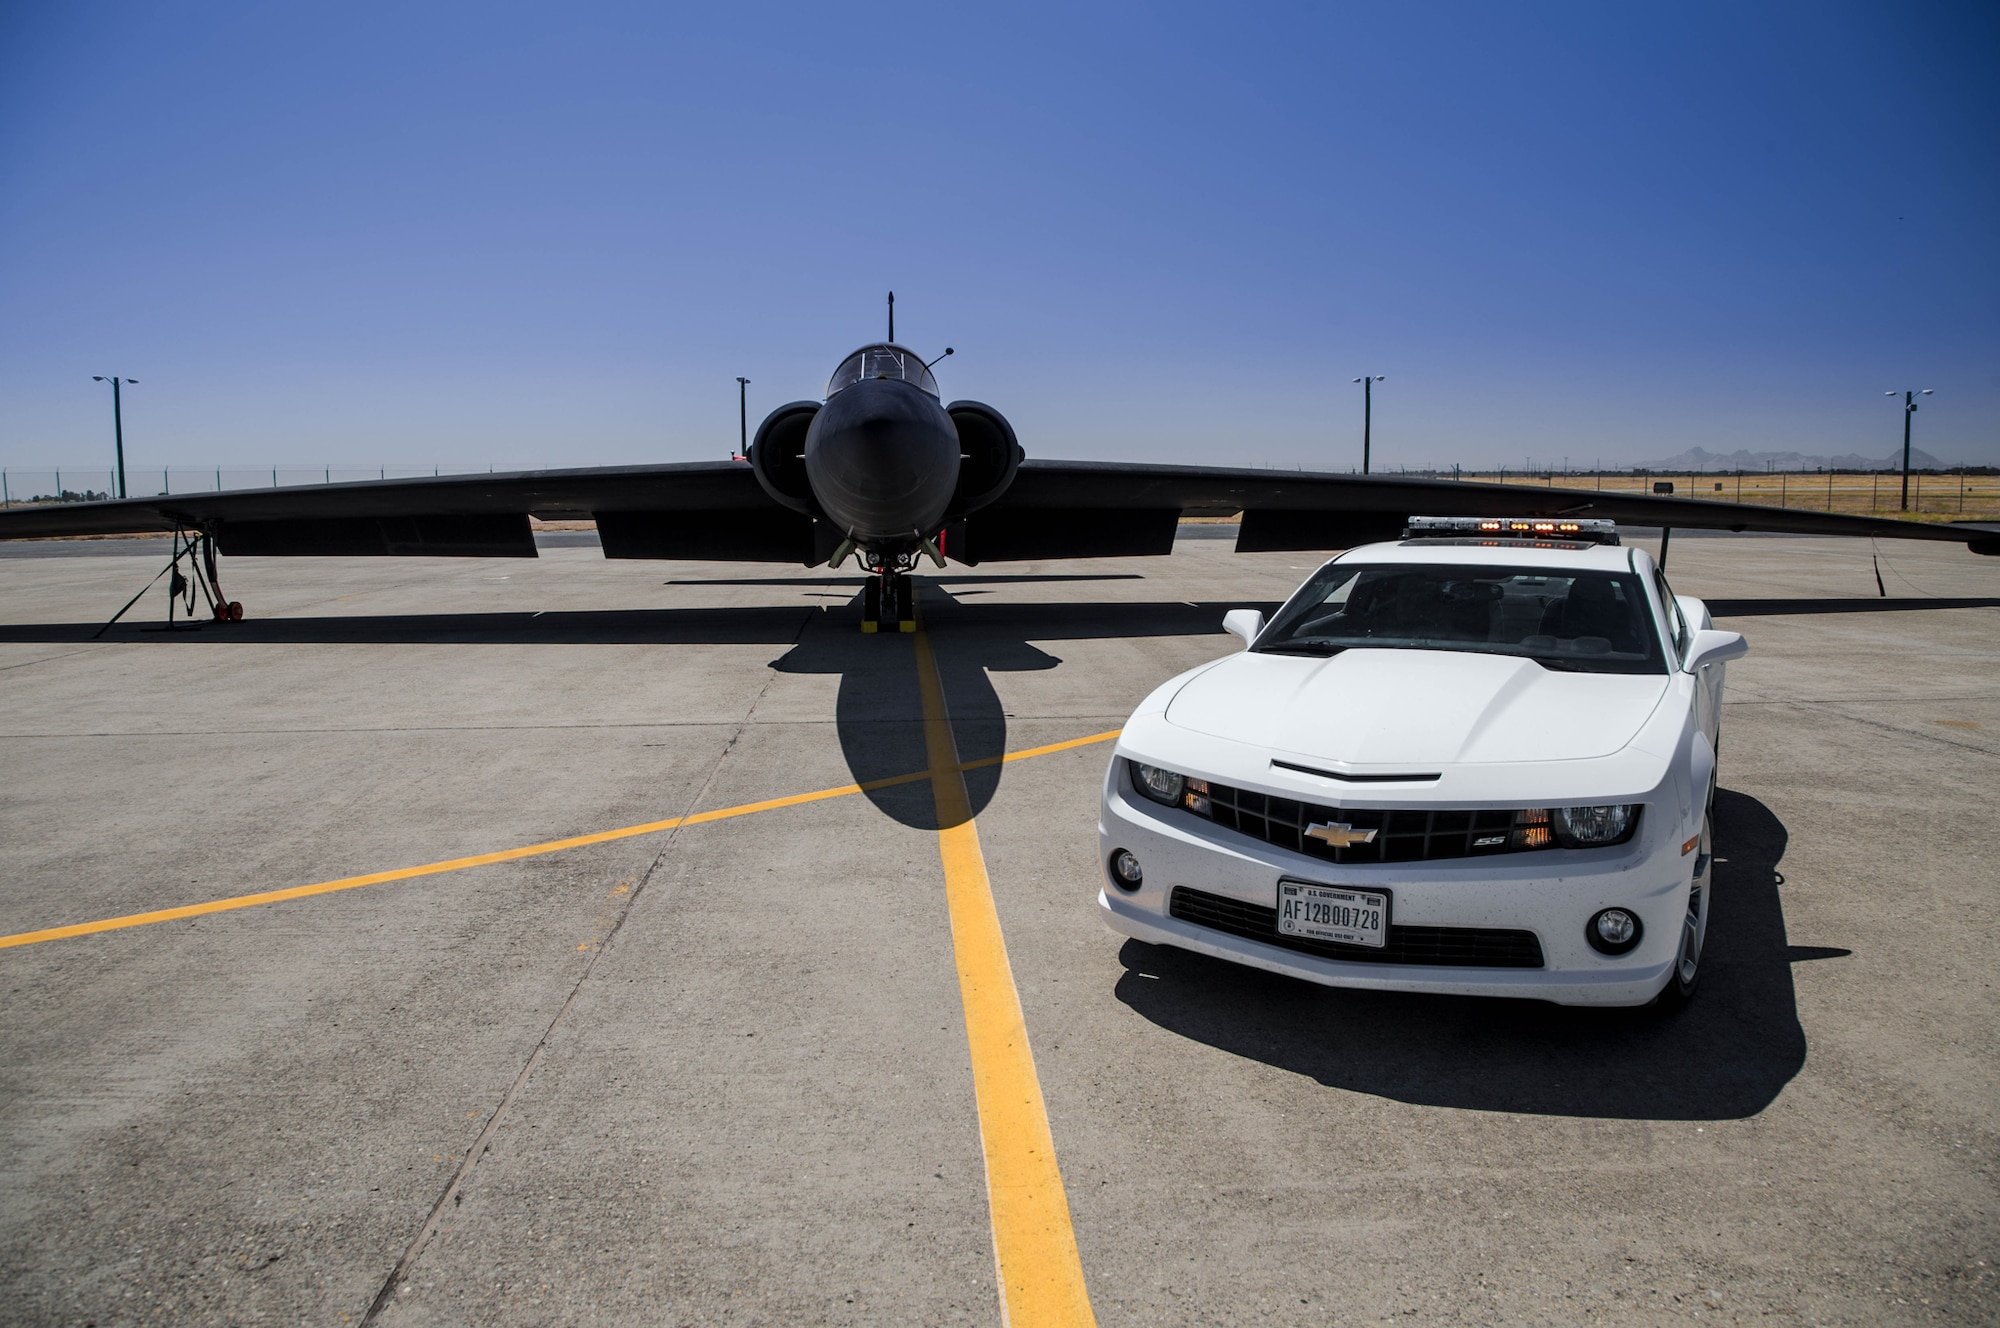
[1255, 562, 1667, 674]
[826, 344, 939, 398]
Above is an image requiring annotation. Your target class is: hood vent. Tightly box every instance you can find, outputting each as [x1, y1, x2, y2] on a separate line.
[1272, 759, 1440, 784]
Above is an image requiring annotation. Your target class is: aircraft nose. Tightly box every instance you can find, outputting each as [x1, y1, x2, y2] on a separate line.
[805, 378, 960, 541]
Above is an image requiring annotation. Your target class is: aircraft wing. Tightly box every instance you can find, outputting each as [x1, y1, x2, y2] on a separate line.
[0, 462, 829, 562]
[3, 455, 1992, 565]
[943, 460, 2000, 562]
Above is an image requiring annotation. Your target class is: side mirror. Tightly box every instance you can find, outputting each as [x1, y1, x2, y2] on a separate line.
[1223, 608, 1264, 647]
[1684, 628, 1747, 673]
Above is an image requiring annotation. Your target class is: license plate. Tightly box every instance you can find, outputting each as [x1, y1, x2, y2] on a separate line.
[1276, 880, 1389, 948]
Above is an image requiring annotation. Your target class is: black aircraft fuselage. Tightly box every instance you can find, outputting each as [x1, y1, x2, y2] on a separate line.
[806, 375, 959, 542]
[748, 343, 1022, 573]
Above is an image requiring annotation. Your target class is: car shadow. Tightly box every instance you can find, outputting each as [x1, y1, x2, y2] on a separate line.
[1112, 787, 1809, 1120]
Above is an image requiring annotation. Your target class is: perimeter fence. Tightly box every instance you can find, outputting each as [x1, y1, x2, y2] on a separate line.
[0, 466, 480, 507]
[1447, 468, 2000, 520]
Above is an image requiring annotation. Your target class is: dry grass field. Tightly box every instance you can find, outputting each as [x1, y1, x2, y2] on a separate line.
[1453, 469, 2000, 522]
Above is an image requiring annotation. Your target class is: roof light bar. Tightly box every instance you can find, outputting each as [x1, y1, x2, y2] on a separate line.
[1402, 515, 1621, 546]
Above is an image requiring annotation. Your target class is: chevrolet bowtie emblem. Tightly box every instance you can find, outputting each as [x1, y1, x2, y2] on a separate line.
[1305, 821, 1378, 849]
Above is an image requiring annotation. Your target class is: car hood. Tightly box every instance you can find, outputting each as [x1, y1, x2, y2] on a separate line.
[1164, 648, 1669, 766]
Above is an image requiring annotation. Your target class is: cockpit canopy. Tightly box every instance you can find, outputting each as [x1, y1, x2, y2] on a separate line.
[826, 344, 939, 399]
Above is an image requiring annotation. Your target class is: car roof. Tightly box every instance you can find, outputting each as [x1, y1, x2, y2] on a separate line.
[1334, 539, 1643, 574]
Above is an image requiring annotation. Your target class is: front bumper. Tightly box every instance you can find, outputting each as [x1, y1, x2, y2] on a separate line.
[1098, 768, 1688, 1007]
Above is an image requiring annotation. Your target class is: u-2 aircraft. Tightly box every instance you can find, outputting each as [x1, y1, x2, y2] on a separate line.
[6, 303, 1996, 629]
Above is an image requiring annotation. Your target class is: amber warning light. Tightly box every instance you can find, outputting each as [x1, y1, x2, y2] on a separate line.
[1402, 516, 1621, 545]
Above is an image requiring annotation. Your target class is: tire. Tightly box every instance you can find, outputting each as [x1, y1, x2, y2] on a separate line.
[862, 576, 882, 627]
[1657, 776, 1715, 1010]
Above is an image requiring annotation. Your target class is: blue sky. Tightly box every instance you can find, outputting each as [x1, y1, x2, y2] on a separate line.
[2, 1, 1994, 475]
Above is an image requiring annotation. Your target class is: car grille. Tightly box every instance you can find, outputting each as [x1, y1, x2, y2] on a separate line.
[1169, 886, 1546, 968]
[1200, 780, 1529, 864]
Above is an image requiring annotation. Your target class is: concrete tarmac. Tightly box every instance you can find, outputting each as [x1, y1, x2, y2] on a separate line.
[0, 531, 1995, 1326]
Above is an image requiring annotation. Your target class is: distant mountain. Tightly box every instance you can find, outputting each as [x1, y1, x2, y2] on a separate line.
[1632, 445, 1944, 472]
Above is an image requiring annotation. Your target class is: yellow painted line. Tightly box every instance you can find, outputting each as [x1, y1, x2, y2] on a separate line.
[0, 729, 1120, 952]
[914, 624, 1097, 1326]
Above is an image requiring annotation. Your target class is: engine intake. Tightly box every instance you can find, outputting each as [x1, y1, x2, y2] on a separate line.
[749, 401, 821, 515]
[945, 400, 1022, 517]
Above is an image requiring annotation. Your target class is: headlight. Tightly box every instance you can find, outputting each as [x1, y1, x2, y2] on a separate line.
[1129, 762, 1213, 816]
[1130, 762, 1185, 806]
[1554, 804, 1638, 848]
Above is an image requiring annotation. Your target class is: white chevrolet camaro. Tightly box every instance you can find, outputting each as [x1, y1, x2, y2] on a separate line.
[1098, 518, 1748, 1008]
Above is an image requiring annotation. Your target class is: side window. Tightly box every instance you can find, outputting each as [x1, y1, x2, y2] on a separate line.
[1654, 570, 1690, 662]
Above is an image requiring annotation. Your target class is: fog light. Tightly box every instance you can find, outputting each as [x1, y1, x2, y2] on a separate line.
[1109, 849, 1143, 891]
[1587, 907, 1642, 955]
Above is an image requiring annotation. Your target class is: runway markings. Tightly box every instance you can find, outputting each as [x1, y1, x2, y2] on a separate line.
[0, 729, 1120, 952]
[913, 623, 1099, 1326]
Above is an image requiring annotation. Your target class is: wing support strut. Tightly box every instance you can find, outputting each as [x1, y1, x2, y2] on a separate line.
[92, 525, 243, 639]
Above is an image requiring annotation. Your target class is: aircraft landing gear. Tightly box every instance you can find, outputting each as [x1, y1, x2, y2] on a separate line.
[859, 568, 916, 633]
[93, 525, 243, 639]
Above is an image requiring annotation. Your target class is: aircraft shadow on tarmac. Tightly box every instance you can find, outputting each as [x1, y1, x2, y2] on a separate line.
[663, 573, 1145, 588]
[1113, 788, 1812, 1121]
[772, 585, 1264, 827]
[5, 577, 1262, 829]
[1707, 596, 2000, 616]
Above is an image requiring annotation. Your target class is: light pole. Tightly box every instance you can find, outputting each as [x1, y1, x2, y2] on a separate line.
[92, 376, 137, 498]
[1884, 389, 1934, 510]
[736, 377, 751, 460]
[1351, 375, 1385, 473]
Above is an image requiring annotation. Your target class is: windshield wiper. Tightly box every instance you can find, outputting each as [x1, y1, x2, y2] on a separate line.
[1253, 641, 1347, 657]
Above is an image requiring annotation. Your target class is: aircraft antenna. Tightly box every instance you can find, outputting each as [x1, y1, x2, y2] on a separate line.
[887, 291, 894, 342]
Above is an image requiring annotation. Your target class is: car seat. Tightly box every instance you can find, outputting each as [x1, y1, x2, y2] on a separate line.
[1540, 578, 1639, 652]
